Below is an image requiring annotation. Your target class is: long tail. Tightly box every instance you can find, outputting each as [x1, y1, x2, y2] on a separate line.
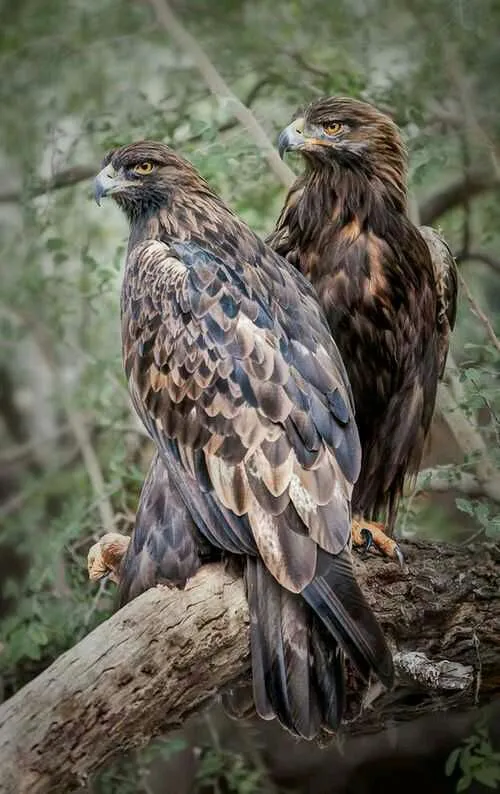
[245, 557, 346, 738]
[245, 550, 393, 738]
[302, 548, 394, 688]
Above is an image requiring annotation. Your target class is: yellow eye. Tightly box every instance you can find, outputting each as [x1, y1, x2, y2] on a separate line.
[323, 123, 343, 136]
[132, 162, 154, 175]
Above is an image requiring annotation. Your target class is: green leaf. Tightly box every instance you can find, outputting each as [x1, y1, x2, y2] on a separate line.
[455, 498, 475, 516]
[473, 766, 500, 788]
[28, 621, 49, 647]
[446, 748, 461, 776]
[456, 774, 472, 792]
[45, 237, 65, 251]
[158, 737, 187, 759]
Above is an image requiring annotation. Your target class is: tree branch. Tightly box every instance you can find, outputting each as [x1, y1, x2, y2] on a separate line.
[63, 405, 116, 533]
[415, 466, 500, 503]
[144, 0, 295, 189]
[0, 165, 96, 204]
[418, 170, 500, 225]
[182, 77, 274, 144]
[0, 305, 116, 532]
[1, 540, 499, 793]
[455, 250, 500, 275]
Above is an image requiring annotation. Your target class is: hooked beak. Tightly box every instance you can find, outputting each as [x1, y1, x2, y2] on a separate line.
[278, 117, 306, 159]
[94, 164, 124, 206]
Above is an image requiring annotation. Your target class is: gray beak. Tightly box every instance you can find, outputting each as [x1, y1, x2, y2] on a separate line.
[277, 117, 306, 159]
[94, 164, 121, 206]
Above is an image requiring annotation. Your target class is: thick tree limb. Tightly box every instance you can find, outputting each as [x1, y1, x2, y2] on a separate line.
[419, 170, 500, 225]
[1, 540, 499, 793]
[456, 250, 500, 275]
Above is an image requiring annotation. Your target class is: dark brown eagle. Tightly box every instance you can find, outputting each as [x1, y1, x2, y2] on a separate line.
[268, 96, 457, 547]
[94, 141, 393, 739]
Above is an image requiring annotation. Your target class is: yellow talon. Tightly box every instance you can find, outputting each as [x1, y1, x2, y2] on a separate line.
[352, 519, 405, 566]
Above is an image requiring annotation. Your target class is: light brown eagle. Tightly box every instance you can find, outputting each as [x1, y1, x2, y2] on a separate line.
[93, 141, 394, 738]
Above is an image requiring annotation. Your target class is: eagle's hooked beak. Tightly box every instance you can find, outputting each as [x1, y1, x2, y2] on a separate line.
[278, 117, 306, 159]
[94, 164, 123, 206]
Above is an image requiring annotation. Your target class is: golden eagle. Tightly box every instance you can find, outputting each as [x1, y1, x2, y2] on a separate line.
[94, 141, 393, 739]
[269, 96, 457, 550]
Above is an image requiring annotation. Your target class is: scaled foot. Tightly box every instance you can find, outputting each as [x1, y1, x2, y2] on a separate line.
[352, 519, 405, 567]
[87, 532, 130, 583]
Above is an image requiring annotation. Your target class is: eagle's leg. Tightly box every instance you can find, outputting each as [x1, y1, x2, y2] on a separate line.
[351, 519, 405, 567]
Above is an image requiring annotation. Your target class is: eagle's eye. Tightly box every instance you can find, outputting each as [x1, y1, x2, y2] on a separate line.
[323, 123, 343, 136]
[132, 161, 154, 175]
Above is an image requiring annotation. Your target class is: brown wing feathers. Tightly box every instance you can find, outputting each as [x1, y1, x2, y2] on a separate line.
[118, 452, 203, 607]
[268, 97, 456, 534]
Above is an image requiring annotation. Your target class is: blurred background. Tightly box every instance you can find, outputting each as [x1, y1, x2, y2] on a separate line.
[0, 0, 499, 791]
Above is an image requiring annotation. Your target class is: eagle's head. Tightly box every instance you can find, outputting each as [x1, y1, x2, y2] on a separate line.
[278, 96, 407, 185]
[94, 141, 200, 218]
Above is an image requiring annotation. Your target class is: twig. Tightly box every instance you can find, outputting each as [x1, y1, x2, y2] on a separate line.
[82, 577, 110, 633]
[0, 304, 116, 532]
[0, 445, 80, 521]
[53, 556, 72, 599]
[460, 131, 472, 256]
[457, 272, 500, 353]
[0, 422, 73, 465]
[437, 357, 500, 502]
[144, 0, 295, 189]
[64, 405, 115, 533]
[185, 76, 274, 144]
[285, 50, 330, 80]
[0, 165, 96, 204]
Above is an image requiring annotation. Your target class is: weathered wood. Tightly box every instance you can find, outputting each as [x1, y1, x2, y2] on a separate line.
[0, 540, 499, 794]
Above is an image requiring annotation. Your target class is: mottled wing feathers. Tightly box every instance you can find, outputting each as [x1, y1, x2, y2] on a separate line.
[98, 139, 394, 740]
[122, 238, 360, 594]
[418, 225, 458, 377]
[118, 452, 202, 606]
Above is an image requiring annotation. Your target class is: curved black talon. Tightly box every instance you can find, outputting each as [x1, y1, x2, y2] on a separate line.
[360, 528, 373, 555]
[394, 543, 406, 569]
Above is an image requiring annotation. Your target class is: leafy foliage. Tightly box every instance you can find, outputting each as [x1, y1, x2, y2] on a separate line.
[446, 715, 500, 792]
[195, 747, 268, 794]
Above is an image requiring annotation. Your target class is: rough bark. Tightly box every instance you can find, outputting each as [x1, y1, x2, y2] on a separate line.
[0, 541, 499, 794]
